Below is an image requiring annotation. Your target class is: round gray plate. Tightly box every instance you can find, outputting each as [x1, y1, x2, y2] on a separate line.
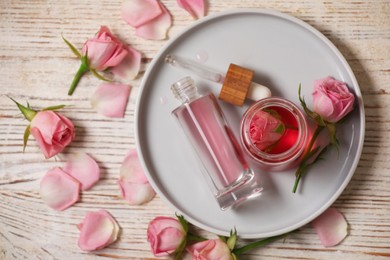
[135, 9, 365, 238]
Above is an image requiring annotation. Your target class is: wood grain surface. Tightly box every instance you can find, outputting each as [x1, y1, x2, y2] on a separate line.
[1, 0, 390, 259]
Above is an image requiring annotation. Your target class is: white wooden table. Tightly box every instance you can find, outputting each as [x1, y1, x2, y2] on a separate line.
[1, 1, 389, 259]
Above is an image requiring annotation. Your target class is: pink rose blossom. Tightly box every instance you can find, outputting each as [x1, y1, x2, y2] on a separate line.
[82, 26, 128, 71]
[30, 110, 75, 159]
[312, 76, 355, 123]
[147, 216, 186, 257]
[186, 239, 233, 260]
[249, 110, 285, 151]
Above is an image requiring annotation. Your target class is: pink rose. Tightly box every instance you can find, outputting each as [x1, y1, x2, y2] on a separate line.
[186, 239, 233, 260]
[30, 111, 75, 159]
[250, 110, 284, 151]
[147, 216, 186, 257]
[312, 76, 355, 123]
[82, 26, 128, 71]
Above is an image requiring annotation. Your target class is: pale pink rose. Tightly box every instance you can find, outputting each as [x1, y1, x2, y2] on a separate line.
[147, 216, 186, 257]
[82, 26, 128, 71]
[249, 110, 285, 151]
[312, 76, 355, 123]
[186, 239, 233, 260]
[30, 111, 75, 159]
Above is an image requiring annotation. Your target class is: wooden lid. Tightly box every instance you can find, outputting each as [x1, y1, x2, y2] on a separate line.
[218, 63, 254, 106]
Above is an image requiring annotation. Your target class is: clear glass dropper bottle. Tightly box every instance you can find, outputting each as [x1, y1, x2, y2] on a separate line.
[171, 76, 262, 210]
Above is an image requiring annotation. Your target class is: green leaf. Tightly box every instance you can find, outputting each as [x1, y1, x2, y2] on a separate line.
[42, 105, 66, 111]
[23, 125, 31, 152]
[227, 228, 237, 251]
[232, 233, 288, 255]
[8, 96, 37, 121]
[274, 123, 285, 134]
[263, 108, 281, 120]
[218, 235, 227, 243]
[298, 84, 325, 126]
[176, 214, 189, 233]
[90, 68, 111, 82]
[62, 34, 81, 58]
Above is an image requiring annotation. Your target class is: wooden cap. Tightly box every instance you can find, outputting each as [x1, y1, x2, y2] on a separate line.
[219, 63, 254, 106]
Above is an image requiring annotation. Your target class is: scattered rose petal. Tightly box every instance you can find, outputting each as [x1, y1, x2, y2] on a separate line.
[111, 46, 142, 81]
[177, 0, 205, 19]
[91, 83, 131, 118]
[135, 2, 172, 40]
[118, 149, 156, 205]
[120, 149, 148, 182]
[118, 180, 156, 205]
[40, 167, 80, 211]
[63, 153, 100, 191]
[121, 0, 162, 27]
[312, 208, 348, 247]
[78, 209, 120, 251]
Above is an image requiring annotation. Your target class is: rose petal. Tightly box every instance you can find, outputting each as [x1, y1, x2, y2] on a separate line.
[118, 180, 156, 205]
[311, 208, 348, 247]
[78, 209, 120, 251]
[40, 167, 80, 211]
[91, 83, 131, 118]
[177, 0, 205, 19]
[63, 153, 100, 191]
[121, 0, 162, 27]
[120, 149, 148, 183]
[110, 46, 142, 81]
[135, 2, 172, 40]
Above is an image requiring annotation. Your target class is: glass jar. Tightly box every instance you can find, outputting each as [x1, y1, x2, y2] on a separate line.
[240, 97, 308, 171]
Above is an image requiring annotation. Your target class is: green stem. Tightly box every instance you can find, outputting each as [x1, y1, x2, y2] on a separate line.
[292, 125, 324, 193]
[68, 55, 89, 96]
[232, 233, 287, 255]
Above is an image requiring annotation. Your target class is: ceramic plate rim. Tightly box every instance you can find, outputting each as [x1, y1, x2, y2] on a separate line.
[135, 9, 365, 238]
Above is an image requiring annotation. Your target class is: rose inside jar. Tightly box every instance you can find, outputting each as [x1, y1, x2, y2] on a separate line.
[241, 97, 308, 171]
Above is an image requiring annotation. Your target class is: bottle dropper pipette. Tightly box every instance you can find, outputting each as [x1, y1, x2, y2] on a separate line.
[165, 54, 271, 106]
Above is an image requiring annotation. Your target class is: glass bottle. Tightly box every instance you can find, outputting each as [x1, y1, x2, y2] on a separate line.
[171, 76, 262, 210]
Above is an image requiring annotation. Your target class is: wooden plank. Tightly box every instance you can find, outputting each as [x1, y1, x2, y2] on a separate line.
[1, 0, 390, 259]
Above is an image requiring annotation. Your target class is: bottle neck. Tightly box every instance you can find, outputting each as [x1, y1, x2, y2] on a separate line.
[171, 76, 200, 103]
